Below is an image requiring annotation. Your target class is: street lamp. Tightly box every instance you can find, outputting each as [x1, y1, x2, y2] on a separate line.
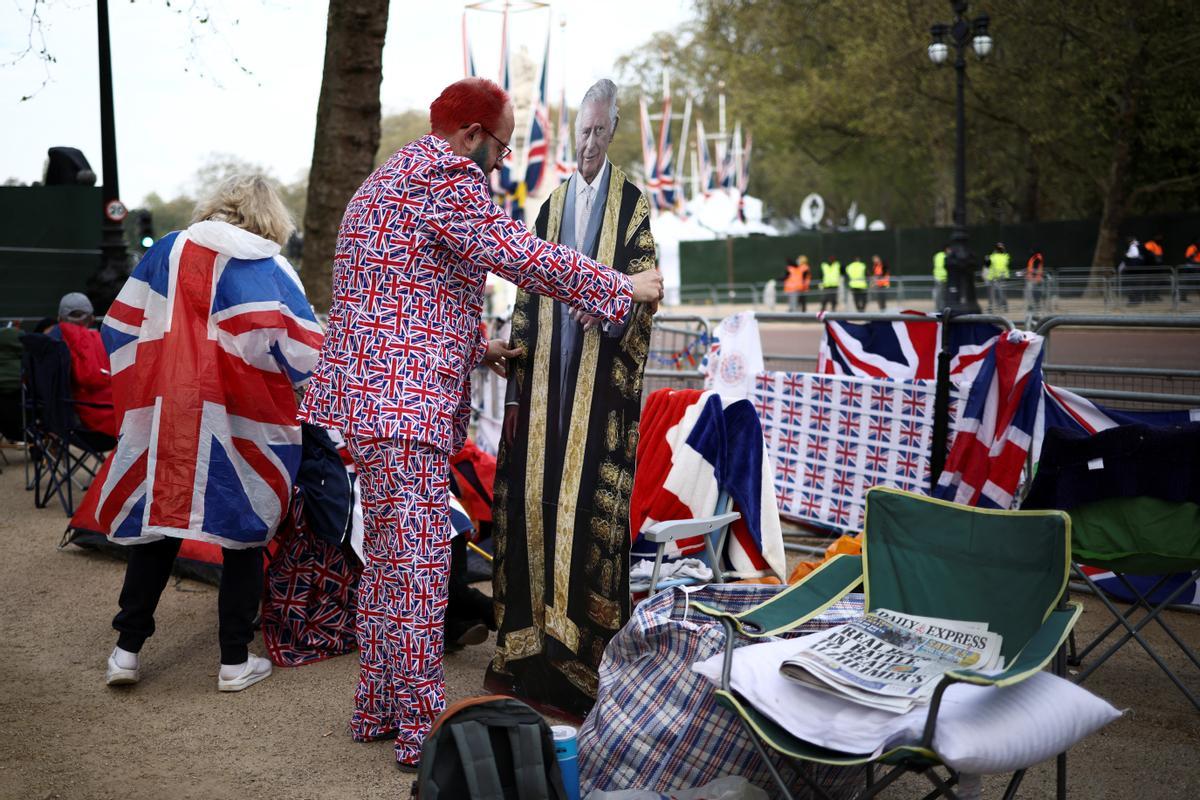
[928, 1, 992, 315]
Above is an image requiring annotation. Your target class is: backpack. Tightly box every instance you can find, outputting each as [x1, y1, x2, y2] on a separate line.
[413, 695, 568, 800]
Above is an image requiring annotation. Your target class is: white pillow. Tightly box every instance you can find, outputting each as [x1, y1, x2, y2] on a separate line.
[692, 638, 1121, 774]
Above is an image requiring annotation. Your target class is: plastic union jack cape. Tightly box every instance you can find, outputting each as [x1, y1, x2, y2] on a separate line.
[87, 221, 322, 549]
[817, 312, 1000, 384]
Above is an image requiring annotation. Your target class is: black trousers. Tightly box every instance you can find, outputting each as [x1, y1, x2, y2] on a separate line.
[113, 536, 264, 665]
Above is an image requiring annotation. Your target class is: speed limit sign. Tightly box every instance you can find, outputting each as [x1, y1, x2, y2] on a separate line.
[105, 199, 128, 222]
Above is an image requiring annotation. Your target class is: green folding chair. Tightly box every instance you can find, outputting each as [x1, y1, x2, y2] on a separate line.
[693, 487, 1081, 800]
[1065, 496, 1200, 711]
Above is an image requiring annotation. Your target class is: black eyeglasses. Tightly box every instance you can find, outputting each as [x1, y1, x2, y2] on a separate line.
[476, 125, 512, 162]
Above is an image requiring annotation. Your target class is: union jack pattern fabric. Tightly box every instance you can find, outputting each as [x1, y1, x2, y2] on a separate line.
[301, 134, 632, 455]
[346, 436, 451, 766]
[818, 314, 999, 384]
[934, 331, 1044, 509]
[96, 221, 321, 548]
[752, 372, 962, 532]
[262, 492, 361, 667]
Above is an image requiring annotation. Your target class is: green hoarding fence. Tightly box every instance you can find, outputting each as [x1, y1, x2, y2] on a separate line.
[678, 211, 1200, 289]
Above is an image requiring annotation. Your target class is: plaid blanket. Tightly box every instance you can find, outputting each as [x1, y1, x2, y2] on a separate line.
[578, 584, 862, 796]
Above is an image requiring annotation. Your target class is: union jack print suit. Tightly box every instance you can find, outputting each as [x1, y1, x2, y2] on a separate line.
[301, 134, 633, 765]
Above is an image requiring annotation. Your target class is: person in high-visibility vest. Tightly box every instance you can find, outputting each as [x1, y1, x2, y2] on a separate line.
[932, 247, 949, 310]
[1025, 247, 1045, 311]
[783, 254, 812, 312]
[845, 257, 869, 312]
[820, 256, 842, 311]
[984, 242, 1011, 312]
[871, 254, 890, 311]
[1182, 239, 1200, 302]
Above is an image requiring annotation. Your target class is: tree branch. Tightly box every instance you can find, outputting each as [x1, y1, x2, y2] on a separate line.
[1129, 172, 1200, 200]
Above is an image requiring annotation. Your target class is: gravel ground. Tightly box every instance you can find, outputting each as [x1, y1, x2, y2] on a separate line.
[1, 452, 1197, 799]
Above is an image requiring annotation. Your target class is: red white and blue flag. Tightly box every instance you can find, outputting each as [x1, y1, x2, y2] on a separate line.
[89, 223, 321, 548]
[934, 331, 1044, 509]
[818, 313, 1000, 384]
[753, 372, 962, 532]
[522, 31, 551, 195]
[656, 92, 676, 208]
[553, 85, 575, 182]
[638, 96, 660, 209]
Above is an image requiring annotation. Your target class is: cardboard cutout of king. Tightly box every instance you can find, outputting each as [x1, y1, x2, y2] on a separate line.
[488, 78, 658, 718]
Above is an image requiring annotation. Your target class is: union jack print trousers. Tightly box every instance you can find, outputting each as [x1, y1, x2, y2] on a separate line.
[346, 437, 451, 765]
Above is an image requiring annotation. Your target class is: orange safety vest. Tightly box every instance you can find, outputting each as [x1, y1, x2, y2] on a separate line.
[1026, 254, 1044, 284]
[784, 263, 811, 293]
[1186, 244, 1200, 264]
[1144, 240, 1164, 258]
[871, 260, 890, 288]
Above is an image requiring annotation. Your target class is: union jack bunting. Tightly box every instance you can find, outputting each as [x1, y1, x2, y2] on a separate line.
[96, 222, 321, 548]
[752, 372, 962, 532]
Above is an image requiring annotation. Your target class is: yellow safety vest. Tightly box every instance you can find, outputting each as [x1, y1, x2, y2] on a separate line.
[821, 260, 841, 288]
[845, 260, 868, 290]
[987, 251, 1011, 280]
[933, 251, 948, 283]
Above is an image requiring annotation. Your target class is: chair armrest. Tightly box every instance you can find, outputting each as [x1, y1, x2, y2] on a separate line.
[642, 512, 741, 543]
[692, 553, 864, 637]
[943, 603, 1083, 688]
[918, 602, 1083, 751]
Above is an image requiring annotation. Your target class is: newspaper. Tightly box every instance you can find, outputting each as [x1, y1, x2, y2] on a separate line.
[779, 609, 1003, 713]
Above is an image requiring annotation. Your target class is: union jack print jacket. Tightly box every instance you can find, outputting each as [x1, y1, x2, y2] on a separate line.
[302, 134, 634, 453]
[93, 220, 322, 548]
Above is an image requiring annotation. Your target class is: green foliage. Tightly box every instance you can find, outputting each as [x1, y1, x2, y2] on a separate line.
[612, 0, 1200, 232]
[376, 110, 431, 165]
[140, 153, 307, 238]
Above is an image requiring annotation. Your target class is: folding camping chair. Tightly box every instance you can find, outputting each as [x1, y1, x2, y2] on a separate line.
[1064, 496, 1200, 711]
[20, 332, 116, 515]
[693, 487, 1082, 800]
[640, 492, 741, 594]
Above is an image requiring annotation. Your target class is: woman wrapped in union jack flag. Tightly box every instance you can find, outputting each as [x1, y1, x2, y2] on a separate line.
[96, 174, 322, 693]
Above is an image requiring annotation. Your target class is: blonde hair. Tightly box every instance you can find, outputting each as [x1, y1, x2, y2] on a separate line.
[191, 174, 295, 246]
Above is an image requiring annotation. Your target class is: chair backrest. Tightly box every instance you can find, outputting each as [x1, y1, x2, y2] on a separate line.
[20, 332, 74, 438]
[862, 487, 1070, 662]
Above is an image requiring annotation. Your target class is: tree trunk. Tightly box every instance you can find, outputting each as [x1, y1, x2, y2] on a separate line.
[1089, 77, 1140, 293]
[300, 0, 390, 312]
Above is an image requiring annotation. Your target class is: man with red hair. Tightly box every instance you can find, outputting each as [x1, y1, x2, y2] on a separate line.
[302, 77, 662, 770]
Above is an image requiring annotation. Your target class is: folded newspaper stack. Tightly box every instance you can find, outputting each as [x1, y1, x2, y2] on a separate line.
[779, 609, 1003, 713]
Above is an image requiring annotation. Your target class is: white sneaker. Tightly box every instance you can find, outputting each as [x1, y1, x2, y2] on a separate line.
[105, 646, 140, 686]
[217, 653, 273, 692]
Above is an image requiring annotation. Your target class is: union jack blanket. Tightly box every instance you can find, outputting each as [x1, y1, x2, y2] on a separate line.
[93, 221, 322, 548]
[753, 372, 963, 532]
[629, 388, 786, 580]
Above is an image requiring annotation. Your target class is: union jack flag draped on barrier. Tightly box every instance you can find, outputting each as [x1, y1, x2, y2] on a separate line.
[94, 222, 322, 548]
[818, 313, 1000, 383]
[934, 331, 1045, 509]
[752, 372, 963, 532]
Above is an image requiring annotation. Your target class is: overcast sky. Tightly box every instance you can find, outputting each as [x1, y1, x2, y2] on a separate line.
[2, 0, 690, 204]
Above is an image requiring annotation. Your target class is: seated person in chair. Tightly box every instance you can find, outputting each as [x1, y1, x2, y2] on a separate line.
[48, 292, 116, 437]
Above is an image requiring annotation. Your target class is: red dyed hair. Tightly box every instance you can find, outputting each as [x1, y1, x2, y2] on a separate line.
[429, 77, 509, 135]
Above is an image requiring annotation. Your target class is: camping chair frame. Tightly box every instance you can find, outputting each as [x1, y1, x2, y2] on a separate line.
[20, 333, 115, 516]
[1068, 564, 1200, 711]
[694, 487, 1081, 800]
[640, 490, 741, 595]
